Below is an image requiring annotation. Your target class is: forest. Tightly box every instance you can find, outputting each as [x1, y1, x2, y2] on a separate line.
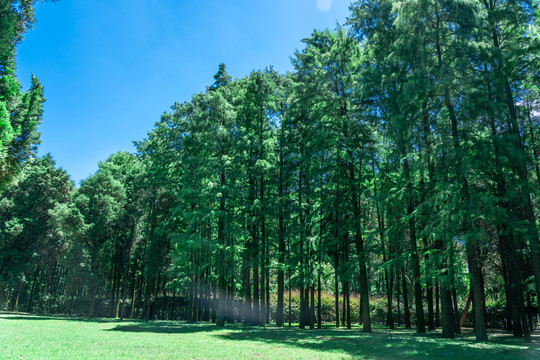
[1, 0, 540, 346]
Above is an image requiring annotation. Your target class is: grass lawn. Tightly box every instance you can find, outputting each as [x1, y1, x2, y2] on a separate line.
[1, 314, 539, 359]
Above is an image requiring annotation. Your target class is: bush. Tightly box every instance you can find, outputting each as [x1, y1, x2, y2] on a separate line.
[267, 290, 390, 325]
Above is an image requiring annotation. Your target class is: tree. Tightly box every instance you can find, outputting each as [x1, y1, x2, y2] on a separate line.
[0, 0, 49, 189]
[75, 163, 125, 317]
[0, 155, 72, 311]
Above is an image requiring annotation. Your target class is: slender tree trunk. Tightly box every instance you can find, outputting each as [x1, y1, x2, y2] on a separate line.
[211, 285, 217, 323]
[143, 277, 153, 322]
[334, 254, 340, 328]
[276, 190, 285, 327]
[68, 292, 75, 316]
[26, 267, 39, 313]
[228, 235, 235, 324]
[216, 273, 226, 327]
[110, 249, 118, 317]
[423, 227, 434, 331]
[276, 127, 286, 328]
[402, 158, 425, 334]
[260, 227, 266, 326]
[89, 283, 97, 319]
[216, 170, 227, 327]
[500, 249, 513, 331]
[310, 286, 315, 329]
[451, 287, 461, 335]
[342, 281, 346, 327]
[119, 264, 131, 320]
[265, 261, 270, 325]
[299, 285, 306, 329]
[374, 164, 393, 329]
[426, 274, 434, 330]
[440, 277, 454, 338]
[204, 265, 210, 321]
[526, 292, 533, 332]
[134, 273, 143, 319]
[288, 233, 292, 328]
[242, 258, 251, 324]
[252, 227, 260, 326]
[288, 283, 292, 327]
[435, 283, 440, 328]
[402, 267, 411, 329]
[351, 160, 371, 332]
[259, 174, 266, 327]
[396, 267, 401, 327]
[317, 275, 322, 329]
[460, 290, 472, 328]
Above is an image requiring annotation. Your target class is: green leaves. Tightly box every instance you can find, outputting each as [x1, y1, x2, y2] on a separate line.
[0, 0, 44, 190]
[0, 155, 73, 284]
[0, 101, 14, 161]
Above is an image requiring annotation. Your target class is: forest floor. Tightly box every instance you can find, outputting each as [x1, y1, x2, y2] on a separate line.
[0, 313, 539, 359]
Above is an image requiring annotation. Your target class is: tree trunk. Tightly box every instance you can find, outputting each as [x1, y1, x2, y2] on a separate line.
[351, 160, 371, 332]
[334, 254, 340, 328]
[460, 290, 472, 328]
[440, 279, 454, 338]
[396, 267, 401, 327]
[435, 283, 440, 328]
[451, 286, 461, 335]
[317, 275, 322, 329]
[310, 286, 315, 329]
[26, 267, 39, 313]
[403, 158, 425, 334]
[402, 267, 411, 329]
[276, 203, 285, 327]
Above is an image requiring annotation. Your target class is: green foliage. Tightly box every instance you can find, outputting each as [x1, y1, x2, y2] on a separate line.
[0, 0, 46, 190]
[0, 155, 73, 306]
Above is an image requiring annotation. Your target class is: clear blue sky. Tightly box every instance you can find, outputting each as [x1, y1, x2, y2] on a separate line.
[16, 0, 352, 184]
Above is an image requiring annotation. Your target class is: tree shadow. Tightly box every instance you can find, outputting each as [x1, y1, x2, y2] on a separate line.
[457, 329, 540, 347]
[105, 321, 231, 334]
[214, 327, 540, 359]
[1, 313, 144, 324]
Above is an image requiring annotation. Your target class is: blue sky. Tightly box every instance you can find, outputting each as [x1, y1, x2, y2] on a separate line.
[16, 0, 352, 184]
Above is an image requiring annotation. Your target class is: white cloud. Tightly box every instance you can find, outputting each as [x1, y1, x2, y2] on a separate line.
[316, 0, 333, 11]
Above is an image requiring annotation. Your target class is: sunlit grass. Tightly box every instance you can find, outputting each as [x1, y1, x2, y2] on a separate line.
[1, 314, 538, 359]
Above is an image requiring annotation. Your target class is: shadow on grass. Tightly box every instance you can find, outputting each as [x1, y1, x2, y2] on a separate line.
[0, 313, 148, 324]
[106, 321, 228, 334]
[0, 314, 123, 323]
[103, 320, 540, 359]
[213, 327, 540, 360]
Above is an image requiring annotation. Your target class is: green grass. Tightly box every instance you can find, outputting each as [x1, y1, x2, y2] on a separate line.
[1, 314, 538, 359]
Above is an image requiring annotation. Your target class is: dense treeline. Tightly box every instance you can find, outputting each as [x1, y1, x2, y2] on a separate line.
[1, 0, 540, 343]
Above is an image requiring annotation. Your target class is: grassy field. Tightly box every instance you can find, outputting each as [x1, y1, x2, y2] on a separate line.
[1, 314, 538, 359]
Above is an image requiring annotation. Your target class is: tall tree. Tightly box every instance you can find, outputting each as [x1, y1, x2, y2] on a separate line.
[0, 0, 49, 189]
